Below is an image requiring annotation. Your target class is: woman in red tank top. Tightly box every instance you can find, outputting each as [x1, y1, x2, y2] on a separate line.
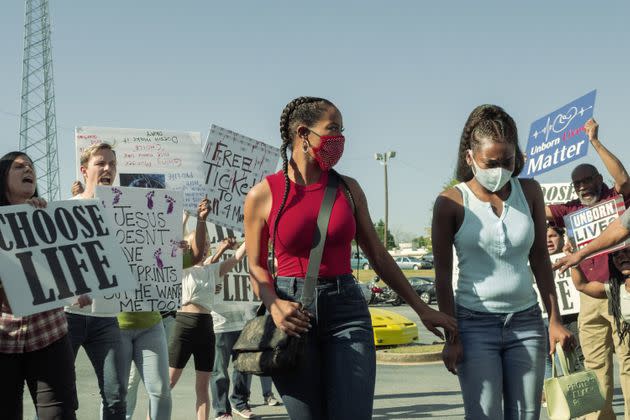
[244, 97, 457, 420]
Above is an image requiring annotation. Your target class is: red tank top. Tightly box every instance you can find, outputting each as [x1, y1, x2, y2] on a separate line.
[261, 170, 355, 278]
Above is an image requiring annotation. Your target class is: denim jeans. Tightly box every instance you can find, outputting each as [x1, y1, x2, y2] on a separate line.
[125, 316, 176, 418]
[456, 304, 546, 420]
[66, 313, 126, 420]
[119, 321, 172, 420]
[210, 330, 252, 416]
[260, 375, 273, 397]
[272, 275, 376, 420]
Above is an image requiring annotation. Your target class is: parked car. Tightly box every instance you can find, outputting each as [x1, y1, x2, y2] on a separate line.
[370, 307, 419, 346]
[407, 276, 436, 304]
[421, 253, 434, 264]
[350, 252, 371, 270]
[394, 256, 431, 270]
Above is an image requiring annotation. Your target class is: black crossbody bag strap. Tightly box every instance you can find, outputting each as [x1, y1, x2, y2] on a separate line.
[300, 172, 339, 308]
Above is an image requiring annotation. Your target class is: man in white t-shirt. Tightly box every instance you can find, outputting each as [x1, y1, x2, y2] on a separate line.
[67, 143, 127, 419]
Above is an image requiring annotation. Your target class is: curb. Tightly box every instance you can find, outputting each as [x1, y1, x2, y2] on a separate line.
[376, 349, 442, 364]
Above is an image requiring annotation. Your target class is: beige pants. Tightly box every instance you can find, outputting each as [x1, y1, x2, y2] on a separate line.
[580, 293, 630, 420]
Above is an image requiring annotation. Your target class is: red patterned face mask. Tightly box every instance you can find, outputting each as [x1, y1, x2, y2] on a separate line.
[310, 135, 345, 171]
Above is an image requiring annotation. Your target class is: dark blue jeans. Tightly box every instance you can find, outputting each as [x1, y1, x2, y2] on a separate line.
[66, 313, 126, 420]
[456, 304, 546, 420]
[272, 275, 376, 420]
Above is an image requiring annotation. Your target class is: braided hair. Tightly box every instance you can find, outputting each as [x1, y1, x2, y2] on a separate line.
[269, 96, 336, 275]
[455, 104, 525, 182]
[607, 253, 630, 344]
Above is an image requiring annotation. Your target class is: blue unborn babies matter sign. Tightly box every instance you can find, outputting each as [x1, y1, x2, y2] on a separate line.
[523, 90, 596, 177]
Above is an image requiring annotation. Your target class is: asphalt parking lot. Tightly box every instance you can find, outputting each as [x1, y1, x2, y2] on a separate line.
[21, 304, 625, 419]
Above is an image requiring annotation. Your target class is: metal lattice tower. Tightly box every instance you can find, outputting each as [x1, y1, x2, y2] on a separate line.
[19, 0, 60, 201]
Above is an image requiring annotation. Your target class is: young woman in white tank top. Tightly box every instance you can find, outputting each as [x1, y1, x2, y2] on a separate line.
[432, 104, 574, 420]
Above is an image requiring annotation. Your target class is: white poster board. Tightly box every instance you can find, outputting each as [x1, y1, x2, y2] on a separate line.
[0, 200, 136, 316]
[533, 253, 580, 317]
[213, 253, 260, 307]
[564, 196, 630, 258]
[75, 127, 205, 213]
[540, 182, 578, 205]
[95, 186, 183, 312]
[202, 125, 280, 232]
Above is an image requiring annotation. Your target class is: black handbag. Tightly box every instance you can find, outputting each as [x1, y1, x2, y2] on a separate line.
[232, 172, 339, 375]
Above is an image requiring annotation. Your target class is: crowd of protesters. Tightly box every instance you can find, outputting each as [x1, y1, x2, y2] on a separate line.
[2, 98, 630, 420]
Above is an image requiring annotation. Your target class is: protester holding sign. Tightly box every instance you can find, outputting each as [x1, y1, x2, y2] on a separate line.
[545, 226, 582, 342]
[541, 225, 584, 407]
[117, 195, 209, 420]
[545, 118, 630, 420]
[0, 151, 78, 419]
[210, 245, 278, 420]
[168, 236, 246, 420]
[244, 96, 456, 419]
[67, 142, 127, 420]
[567, 248, 630, 343]
[432, 105, 573, 419]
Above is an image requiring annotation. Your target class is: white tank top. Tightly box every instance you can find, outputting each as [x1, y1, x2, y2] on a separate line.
[454, 178, 537, 313]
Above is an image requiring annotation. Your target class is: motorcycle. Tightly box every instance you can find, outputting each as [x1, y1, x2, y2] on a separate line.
[368, 277, 403, 306]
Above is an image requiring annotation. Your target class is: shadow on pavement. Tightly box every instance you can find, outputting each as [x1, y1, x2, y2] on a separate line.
[374, 390, 461, 400]
[372, 403, 463, 419]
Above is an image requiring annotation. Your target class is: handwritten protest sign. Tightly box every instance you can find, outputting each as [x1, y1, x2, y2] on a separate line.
[564, 196, 630, 258]
[540, 183, 578, 205]
[523, 90, 596, 177]
[202, 125, 280, 231]
[75, 127, 205, 212]
[0, 200, 136, 316]
[214, 253, 260, 306]
[182, 214, 257, 312]
[95, 186, 183, 312]
[533, 253, 580, 317]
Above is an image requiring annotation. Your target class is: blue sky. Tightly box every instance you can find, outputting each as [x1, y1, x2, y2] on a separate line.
[1, 1, 629, 240]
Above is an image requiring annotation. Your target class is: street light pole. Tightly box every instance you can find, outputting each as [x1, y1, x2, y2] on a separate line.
[375, 151, 396, 250]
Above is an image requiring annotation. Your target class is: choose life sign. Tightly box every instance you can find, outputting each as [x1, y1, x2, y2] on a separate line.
[523, 90, 596, 177]
[564, 196, 630, 258]
[0, 200, 136, 316]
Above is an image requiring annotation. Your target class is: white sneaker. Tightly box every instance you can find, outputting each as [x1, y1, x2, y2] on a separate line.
[620, 284, 630, 322]
[232, 406, 256, 419]
[264, 393, 280, 406]
[215, 415, 232, 420]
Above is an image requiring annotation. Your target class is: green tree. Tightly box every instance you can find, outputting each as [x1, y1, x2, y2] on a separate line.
[412, 236, 430, 249]
[374, 219, 397, 250]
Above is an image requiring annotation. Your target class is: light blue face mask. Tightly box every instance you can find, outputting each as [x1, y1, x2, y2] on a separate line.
[468, 151, 513, 192]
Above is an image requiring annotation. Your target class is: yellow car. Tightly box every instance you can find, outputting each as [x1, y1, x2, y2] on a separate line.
[370, 307, 419, 347]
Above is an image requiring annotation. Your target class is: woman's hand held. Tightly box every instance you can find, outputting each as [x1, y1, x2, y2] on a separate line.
[548, 321, 574, 355]
[442, 340, 463, 375]
[419, 308, 457, 341]
[268, 298, 312, 337]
